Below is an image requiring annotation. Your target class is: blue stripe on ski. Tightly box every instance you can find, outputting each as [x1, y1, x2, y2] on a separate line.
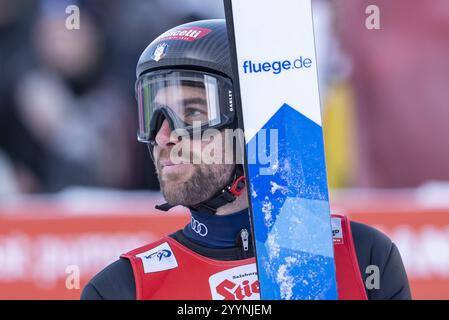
[246, 103, 337, 300]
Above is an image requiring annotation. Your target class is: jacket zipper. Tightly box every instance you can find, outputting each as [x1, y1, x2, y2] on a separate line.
[240, 228, 249, 252]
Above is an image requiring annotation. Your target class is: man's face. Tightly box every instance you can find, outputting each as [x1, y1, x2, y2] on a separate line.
[152, 85, 234, 206]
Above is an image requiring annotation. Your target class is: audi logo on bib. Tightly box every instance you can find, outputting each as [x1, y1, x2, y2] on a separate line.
[190, 216, 208, 236]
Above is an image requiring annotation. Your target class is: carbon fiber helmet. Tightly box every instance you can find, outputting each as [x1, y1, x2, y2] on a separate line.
[135, 19, 236, 144]
[136, 19, 233, 79]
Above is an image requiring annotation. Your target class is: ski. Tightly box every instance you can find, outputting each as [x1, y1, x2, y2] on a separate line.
[224, 0, 338, 299]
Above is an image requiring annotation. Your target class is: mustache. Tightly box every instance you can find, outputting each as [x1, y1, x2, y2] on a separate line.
[155, 148, 195, 170]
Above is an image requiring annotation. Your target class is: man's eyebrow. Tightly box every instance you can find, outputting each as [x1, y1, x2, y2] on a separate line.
[181, 97, 208, 107]
[153, 98, 207, 110]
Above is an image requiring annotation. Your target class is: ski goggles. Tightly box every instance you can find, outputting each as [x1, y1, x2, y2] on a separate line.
[135, 70, 235, 144]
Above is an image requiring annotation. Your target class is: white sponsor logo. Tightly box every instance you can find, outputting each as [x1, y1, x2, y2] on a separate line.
[162, 29, 201, 38]
[155, 27, 211, 42]
[191, 216, 208, 237]
[136, 242, 178, 274]
[209, 264, 260, 300]
[331, 217, 344, 244]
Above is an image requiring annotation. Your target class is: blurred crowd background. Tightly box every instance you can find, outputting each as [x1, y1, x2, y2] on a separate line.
[0, 0, 227, 195]
[0, 0, 448, 299]
[1, 0, 448, 196]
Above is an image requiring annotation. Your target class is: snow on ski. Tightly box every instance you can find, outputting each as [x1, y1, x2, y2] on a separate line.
[224, 0, 338, 299]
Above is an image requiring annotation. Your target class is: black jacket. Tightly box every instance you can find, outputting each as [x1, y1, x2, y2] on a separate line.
[81, 221, 412, 300]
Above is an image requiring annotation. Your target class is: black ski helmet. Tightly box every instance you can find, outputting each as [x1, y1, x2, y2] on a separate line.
[135, 19, 237, 144]
[136, 19, 233, 80]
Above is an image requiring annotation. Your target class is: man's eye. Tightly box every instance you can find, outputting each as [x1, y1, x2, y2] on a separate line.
[185, 108, 205, 117]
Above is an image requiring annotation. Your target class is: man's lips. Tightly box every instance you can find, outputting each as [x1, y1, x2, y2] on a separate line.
[159, 158, 192, 167]
[158, 159, 191, 177]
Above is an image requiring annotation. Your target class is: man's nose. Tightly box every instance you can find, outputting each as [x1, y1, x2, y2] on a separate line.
[154, 119, 175, 147]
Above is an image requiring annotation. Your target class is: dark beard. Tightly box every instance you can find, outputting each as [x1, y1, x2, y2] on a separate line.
[159, 163, 234, 206]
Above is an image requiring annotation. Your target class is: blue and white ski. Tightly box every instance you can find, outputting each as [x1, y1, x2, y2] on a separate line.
[224, 0, 338, 299]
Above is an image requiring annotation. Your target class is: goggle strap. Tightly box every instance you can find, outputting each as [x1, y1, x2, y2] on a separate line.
[188, 165, 246, 214]
[155, 202, 177, 212]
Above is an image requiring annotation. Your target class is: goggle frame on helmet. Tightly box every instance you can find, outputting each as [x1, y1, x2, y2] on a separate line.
[135, 69, 235, 144]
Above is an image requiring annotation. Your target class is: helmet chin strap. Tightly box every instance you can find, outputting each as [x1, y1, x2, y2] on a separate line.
[155, 165, 246, 215]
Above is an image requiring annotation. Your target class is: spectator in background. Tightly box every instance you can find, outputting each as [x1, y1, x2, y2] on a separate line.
[0, 0, 159, 193]
[0, 0, 240, 195]
[0, 0, 41, 194]
[14, 5, 138, 191]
